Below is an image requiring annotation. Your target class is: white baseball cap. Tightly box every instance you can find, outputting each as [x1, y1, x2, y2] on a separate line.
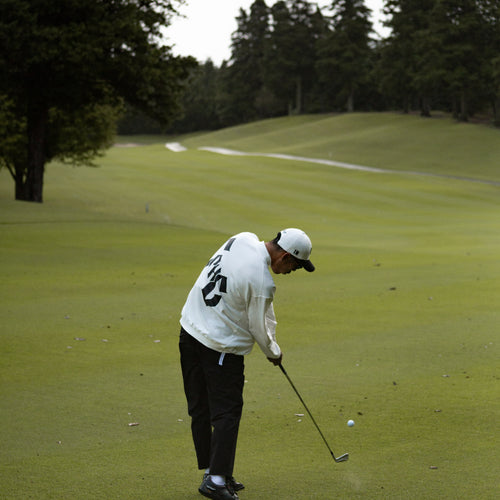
[276, 228, 315, 272]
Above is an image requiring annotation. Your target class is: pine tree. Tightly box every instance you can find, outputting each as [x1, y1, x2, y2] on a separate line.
[479, 0, 500, 125]
[379, 0, 436, 115]
[430, 0, 489, 121]
[316, 0, 373, 112]
[265, 1, 325, 114]
[220, 0, 271, 124]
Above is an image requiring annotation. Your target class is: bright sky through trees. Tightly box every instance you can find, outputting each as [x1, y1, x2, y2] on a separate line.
[166, 0, 389, 65]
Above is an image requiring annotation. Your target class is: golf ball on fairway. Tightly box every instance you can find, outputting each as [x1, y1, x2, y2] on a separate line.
[347, 420, 355, 427]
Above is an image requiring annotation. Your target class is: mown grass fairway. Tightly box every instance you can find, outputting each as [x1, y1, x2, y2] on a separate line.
[1, 113, 498, 499]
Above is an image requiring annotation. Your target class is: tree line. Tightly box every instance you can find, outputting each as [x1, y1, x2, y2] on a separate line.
[1, 0, 499, 202]
[156, 0, 500, 134]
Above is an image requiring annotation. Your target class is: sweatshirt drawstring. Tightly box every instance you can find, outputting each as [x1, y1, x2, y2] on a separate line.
[218, 352, 226, 366]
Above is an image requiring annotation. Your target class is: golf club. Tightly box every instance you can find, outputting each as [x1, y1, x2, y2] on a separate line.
[279, 363, 349, 463]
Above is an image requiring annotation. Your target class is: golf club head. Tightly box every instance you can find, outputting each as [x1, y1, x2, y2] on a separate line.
[334, 453, 349, 463]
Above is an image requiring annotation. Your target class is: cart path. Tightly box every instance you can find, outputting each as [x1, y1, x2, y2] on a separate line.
[165, 143, 500, 186]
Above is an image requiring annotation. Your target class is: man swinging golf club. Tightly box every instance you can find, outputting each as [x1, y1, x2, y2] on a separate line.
[179, 228, 314, 499]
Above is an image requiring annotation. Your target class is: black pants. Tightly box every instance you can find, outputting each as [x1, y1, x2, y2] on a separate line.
[179, 328, 245, 477]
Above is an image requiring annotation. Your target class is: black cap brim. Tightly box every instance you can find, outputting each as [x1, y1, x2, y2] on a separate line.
[301, 260, 315, 272]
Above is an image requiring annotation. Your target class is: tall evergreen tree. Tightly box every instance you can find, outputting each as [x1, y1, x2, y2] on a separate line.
[380, 0, 499, 120]
[266, 1, 325, 114]
[484, 0, 500, 125]
[379, 0, 436, 115]
[429, 0, 489, 121]
[471, 0, 500, 122]
[316, 0, 373, 112]
[220, 0, 271, 125]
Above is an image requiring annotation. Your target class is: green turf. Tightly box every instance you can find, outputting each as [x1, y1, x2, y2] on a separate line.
[1, 113, 499, 499]
[182, 112, 500, 183]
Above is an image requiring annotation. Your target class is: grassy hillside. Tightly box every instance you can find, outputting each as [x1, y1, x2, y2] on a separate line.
[1, 113, 498, 499]
[182, 112, 500, 183]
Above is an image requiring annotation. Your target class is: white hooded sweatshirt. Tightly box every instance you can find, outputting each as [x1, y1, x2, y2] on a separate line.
[180, 232, 281, 359]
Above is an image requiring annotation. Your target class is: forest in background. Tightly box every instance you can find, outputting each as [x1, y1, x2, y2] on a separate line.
[120, 0, 500, 134]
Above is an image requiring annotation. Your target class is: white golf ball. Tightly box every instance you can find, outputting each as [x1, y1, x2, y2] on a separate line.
[347, 419, 355, 427]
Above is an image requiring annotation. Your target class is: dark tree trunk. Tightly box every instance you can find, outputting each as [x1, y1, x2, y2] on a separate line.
[295, 76, 302, 114]
[452, 95, 459, 120]
[402, 95, 410, 114]
[347, 88, 354, 112]
[14, 162, 26, 200]
[16, 106, 48, 202]
[493, 96, 500, 127]
[458, 90, 468, 122]
[420, 95, 431, 117]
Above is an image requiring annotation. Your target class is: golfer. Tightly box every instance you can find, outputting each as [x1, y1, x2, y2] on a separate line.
[179, 228, 315, 500]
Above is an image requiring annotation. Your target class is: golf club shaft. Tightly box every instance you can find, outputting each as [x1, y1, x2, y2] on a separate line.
[279, 363, 349, 463]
